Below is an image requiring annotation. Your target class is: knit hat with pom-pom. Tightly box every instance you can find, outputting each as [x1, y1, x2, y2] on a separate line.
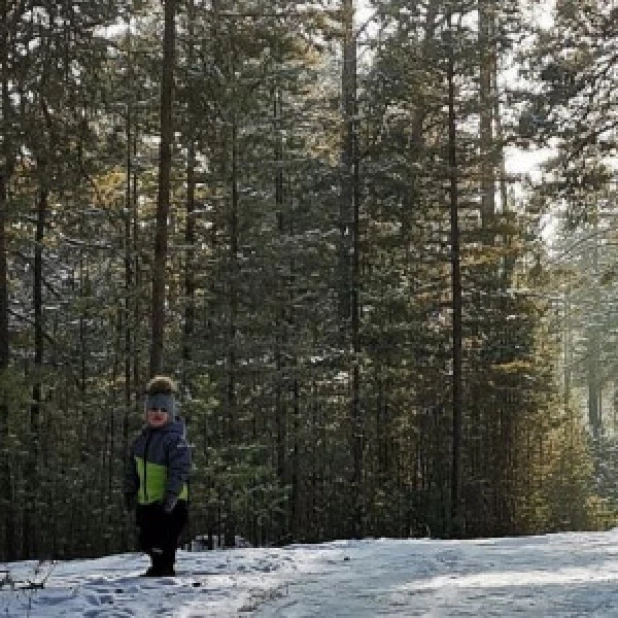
[145, 376, 176, 416]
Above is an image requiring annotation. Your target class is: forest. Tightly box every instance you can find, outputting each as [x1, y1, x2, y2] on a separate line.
[1, 0, 618, 561]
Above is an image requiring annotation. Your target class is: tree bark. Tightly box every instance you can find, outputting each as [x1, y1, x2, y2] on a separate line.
[0, 0, 15, 559]
[447, 12, 463, 537]
[150, 0, 177, 376]
[273, 84, 288, 541]
[342, 0, 363, 539]
[479, 0, 495, 240]
[23, 169, 47, 557]
[182, 0, 197, 384]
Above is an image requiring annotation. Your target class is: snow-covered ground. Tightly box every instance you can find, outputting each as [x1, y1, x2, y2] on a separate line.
[3, 531, 618, 616]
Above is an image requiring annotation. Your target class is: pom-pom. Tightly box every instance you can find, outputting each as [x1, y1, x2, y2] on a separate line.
[146, 375, 177, 395]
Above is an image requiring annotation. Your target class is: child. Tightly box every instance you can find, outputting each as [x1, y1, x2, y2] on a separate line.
[124, 376, 191, 576]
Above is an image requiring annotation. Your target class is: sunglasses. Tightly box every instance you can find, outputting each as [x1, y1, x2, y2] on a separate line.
[147, 407, 169, 413]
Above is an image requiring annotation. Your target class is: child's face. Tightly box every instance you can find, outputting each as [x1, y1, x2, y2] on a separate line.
[146, 407, 169, 428]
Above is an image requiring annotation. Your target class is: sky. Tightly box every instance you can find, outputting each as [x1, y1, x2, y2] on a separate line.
[355, 0, 556, 179]
[3, 530, 618, 616]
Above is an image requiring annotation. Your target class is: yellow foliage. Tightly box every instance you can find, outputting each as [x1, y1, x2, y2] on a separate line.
[491, 359, 536, 374]
[89, 169, 126, 209]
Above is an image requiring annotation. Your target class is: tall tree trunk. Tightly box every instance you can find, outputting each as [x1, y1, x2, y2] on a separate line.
[342, 0, 363, 539]
[23, 170, 47, 557]
[182, 0, 198, 388]
[150, 0, 177, 376]
[0, 167, 12, 561]
[588, 210, 602, 441]
[273, 84, 288, 541]
[339, 2, 353, 330]
[0, 0, 15, 559]
[291, 379, 300, 539]
[447, 11, 463, 536]
[479, 0, 495, 240]
[0, 173, 11, 561]
[183, 128, 196, 371]
[223, 16, 240, 544]
[123, 21, 138, 546]
[563, 291, 571, 405]
[223, 116, 239, 549]
[493, 63, 513, 280]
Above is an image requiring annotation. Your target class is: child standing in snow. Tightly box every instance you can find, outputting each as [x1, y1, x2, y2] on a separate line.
[124, 376, 191, 577]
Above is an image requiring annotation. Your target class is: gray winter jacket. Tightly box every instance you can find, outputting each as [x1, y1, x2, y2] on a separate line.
[125, 418, 191, 508]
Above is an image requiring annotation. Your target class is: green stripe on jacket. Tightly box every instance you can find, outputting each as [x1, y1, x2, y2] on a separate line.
[135, 456, 188, 504]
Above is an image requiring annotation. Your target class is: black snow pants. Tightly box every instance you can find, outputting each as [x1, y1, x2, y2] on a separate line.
[136, 500, 188, 574]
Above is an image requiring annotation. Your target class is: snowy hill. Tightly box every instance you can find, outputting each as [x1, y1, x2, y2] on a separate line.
[3, 531, 618, 616]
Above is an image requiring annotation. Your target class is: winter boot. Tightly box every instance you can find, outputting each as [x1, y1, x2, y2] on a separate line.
[142, 548, 166, 576]
[158, 551, 176, 576]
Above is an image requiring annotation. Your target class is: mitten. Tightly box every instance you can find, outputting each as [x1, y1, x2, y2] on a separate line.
[162, 493, 177, 514]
